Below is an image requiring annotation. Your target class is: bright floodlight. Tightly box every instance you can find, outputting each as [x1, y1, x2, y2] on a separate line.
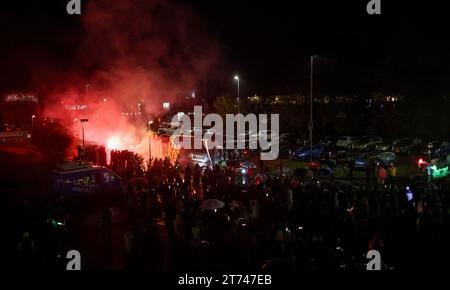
[32, 115, 36, 118]
[234, 75, 239, 80]
[107, 136, 121, 150]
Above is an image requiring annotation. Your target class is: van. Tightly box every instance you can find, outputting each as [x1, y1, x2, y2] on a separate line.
[52, 162, 122, 200]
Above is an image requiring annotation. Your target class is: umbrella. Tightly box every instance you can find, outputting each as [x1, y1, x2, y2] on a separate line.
[200, 199, 225, 210]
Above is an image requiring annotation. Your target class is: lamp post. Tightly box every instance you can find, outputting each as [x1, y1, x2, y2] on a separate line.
[148, 120, 153, 161]
[85, 83, 90, 97]
[234, 75, 240, 114]
[80, 119, 89, 162]
[31, 115, 36, 132]
[73, 118, 78, 138]
[309, 55, 315, 162]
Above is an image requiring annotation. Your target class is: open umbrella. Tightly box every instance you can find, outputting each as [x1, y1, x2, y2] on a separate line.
[200, 199, 225, 210]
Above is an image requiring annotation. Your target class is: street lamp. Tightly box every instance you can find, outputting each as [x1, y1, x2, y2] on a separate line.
[234, 75, 240, 113]
[73, 118, 78, 138]
[80, 119, 89, 162]
[148, 120, 154, 160]
[31, 115, 36, 133]
[309, 55, 316, 162]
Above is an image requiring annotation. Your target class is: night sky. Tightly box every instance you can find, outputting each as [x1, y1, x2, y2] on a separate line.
[2, 0, 450, 98]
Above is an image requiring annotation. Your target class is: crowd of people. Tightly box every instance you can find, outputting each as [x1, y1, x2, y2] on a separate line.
[10, 148, 450, 271]
[112, 152, 450, 271]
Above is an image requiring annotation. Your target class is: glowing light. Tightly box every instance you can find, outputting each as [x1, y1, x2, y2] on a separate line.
[107, 136, 121, 150]
[417, 158, 428, 167]
[431, 165, 450, 179]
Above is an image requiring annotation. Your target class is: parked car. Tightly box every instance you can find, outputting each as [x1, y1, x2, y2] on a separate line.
[279, 132, 304, 145]
[292, 144, 325, 161]
[319, 136, 338, 147]
[375, 139, 400, 151]
[353, 136, 382, 151]
[250, 130, 278, 140]
[354, 151, 397, 169]
[279, 143, 299, 158]
[336, 150, 351, 163]
[393, 138, 422, 155]
[249, 130, 279, 150]
[336, 136, 359, 149]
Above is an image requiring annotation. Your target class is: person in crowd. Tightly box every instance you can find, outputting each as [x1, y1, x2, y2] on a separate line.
[376, 163, 387, 186]
[173, 214, 185, 243]
[388, 162, 397, 185]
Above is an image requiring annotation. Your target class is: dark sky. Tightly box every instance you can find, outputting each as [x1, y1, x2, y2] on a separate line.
[188, 0, 450, 97]
[2, 0, 450, 98]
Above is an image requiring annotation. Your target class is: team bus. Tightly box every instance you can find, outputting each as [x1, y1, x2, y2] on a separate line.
[52, 162, 122, 202]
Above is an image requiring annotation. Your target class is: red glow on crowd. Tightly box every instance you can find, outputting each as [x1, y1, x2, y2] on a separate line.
[417, 158, 429, 167]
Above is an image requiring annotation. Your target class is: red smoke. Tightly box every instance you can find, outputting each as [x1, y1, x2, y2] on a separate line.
[39, 0, 225, 161]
